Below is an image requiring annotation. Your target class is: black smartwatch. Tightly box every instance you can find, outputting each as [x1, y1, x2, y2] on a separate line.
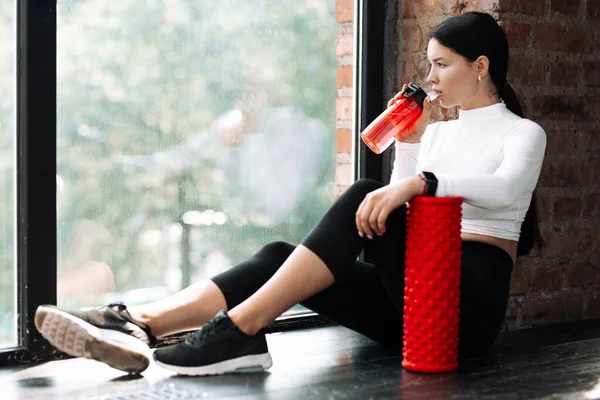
[419, 171, 438, 196]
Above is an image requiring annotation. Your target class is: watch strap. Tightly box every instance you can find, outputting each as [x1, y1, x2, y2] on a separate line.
[418, 171, 438, 196]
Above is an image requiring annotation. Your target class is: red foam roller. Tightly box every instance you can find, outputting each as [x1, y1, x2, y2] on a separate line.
[402, 196, 463, 373]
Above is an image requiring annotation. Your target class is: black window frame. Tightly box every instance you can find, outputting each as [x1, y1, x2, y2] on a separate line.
[0, 0, 387, 366]
[0, 0, 58, 366]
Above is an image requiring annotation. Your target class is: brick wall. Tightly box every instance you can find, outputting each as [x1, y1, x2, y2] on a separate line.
[397, 0, 600, 330]
[335, 0, 354, 198]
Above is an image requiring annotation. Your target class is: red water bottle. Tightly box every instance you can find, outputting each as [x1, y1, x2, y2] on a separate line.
[360, 83, 436, 154]
[402, 196, 463, 373]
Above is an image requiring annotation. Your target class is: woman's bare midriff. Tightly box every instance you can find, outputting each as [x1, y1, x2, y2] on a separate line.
[460, 232, 517, 264]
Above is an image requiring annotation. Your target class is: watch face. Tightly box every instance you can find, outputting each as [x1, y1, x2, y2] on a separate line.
[422, 171, 437, 181]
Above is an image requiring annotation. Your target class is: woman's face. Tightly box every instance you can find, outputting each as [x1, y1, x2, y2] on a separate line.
[426, 38, 484, 110]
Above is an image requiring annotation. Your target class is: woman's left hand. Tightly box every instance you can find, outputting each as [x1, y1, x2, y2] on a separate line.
[355, 178, 422, 239]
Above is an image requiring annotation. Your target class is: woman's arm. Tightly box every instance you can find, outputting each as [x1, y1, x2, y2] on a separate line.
[434, 121, 547, 209]
[390, 142, 421, 183]
[389, 122, 441, 183]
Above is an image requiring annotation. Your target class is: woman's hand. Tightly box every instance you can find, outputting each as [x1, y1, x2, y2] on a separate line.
[387, 83, 438, 144]
[355, 177, 424, 239]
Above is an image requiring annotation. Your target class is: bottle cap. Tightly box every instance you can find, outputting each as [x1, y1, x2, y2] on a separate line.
[403, 83, 428, 108]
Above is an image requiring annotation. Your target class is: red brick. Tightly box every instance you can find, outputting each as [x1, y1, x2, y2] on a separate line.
[401, 61, 415, 84]
[583, 62, 600, 87]
[510, 265, 531, 294]
[508, 56, 547, 86]
[532, 94, 585, 121]
[533, 265, 563, 291]
[536, 195, 554, 222]
[501, 21, 531, 48]
[537, 159, 569, 187]
[513, 86, 530, 117]
[539, 158, 600, 188]
[337, 65, 353, 88]
[400, 60, 430, 85]
[403, 0, 455, 18]
[564, 262, 600, 288]
[582, 130, 600, 151]
[421, 19, 442, 48]
[585, 30, 596, 54]
[507, 55, 528, 85]
[531, 24, 558, 51]
[545, 131, 569, 155]
[336, 129, 352, 153]
[584, 96, 600, 120]
[587, 0, 600, 20]
[499, 0, 546, 15]
[522, 296, 583, 326]
[402, 0, 418, 19]
[540, 225, 597, 257]
[403, 24, 423, 53]
[594, 30, 600, 51]
[335, 0, 354, 22]
[588, 159, 600, 185]
[550, 60, 580, 87]
[586, 293, 600, 318]
[552, 196, 582, 220]
[570, 130, 594, 152]
[532, 24, 586, 53]
[336, 97, 353, 121]
[532, 59, 549, 86]
[560, 25, 587, 53]
[582, 193, 600, 217]
[462, 0, 499, 12]
[336, 33, 353, 57]
[546, 129, 599, 155]
[550, 0, 580, 16]
[335, 162, 353, 186]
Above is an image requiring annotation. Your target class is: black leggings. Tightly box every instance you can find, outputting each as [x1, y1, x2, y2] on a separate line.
[211, 179, 514, 358]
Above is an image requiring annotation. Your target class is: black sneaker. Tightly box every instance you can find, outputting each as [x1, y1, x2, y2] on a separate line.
[34, 303, 155, 374]
[153, 310, 272, 376]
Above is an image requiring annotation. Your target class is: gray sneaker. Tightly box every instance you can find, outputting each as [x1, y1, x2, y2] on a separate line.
[34, 303, 155, 374]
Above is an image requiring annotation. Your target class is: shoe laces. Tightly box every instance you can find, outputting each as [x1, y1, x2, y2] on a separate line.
[104, 302, 156, 345]
[106, 302, 128, 313]
[187, 317, 229, 346]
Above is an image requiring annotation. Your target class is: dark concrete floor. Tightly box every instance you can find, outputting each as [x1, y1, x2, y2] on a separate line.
[2, 321, 600, 399]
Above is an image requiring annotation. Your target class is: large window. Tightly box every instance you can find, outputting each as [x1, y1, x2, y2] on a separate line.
[56, 0, 338, 310]
[1, 0, 387, 365]
[0, 0, 16, 348]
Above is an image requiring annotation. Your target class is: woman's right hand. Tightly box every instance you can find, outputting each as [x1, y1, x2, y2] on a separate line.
[387, 83, 437, 144]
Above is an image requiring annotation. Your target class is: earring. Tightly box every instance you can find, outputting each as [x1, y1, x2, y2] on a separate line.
[478, 75, 482, 82]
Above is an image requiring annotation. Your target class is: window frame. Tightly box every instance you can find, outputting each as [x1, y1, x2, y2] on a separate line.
[0, 0, 386, 365]
[0, 0, 58, 366]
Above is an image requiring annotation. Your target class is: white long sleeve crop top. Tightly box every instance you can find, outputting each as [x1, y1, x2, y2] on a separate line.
[390, 102, 547, 241]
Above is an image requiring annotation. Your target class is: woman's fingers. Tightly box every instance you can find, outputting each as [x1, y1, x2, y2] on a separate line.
[368, 203, 385, 236]
[376, 207, 390, 234]
[394, 84, 409, 101]
[355, 199, 365, 237]
[357, 200, 389, 239]
[356, 198, 374, 238]
[388, 84, 409, 107]
[361, 206, 376, 239]
[356, 190, 395, 239]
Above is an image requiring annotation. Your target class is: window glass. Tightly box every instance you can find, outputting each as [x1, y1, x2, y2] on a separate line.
[57, 0, 340, 316]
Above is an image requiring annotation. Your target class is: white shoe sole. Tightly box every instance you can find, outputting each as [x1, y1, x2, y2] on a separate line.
[154, 352, 273, 376]
[34, 305, 150, 374]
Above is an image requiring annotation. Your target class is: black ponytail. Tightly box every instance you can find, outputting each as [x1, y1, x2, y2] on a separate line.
[430, 12, 544, 256]
[499, 82, 522, 117]
[500, 82, 544, 256]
